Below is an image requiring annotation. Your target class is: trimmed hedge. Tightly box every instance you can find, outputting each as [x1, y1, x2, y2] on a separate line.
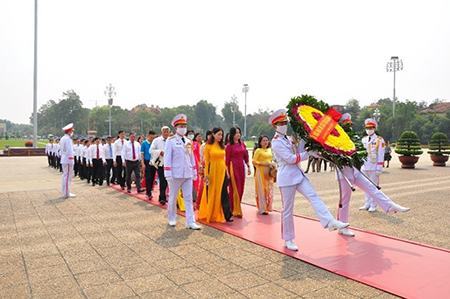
[428, 132, 450, 155]
[395, 131, 423, 156]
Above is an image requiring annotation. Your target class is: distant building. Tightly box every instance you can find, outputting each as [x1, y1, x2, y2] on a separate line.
[420, 102, 450, 115]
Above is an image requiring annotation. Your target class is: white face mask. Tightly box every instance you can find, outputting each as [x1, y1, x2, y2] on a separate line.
[366, 129, 375, 136]
[177, 127, 187, 136]
[277, 125, 288, 135]
[187, 134, 194, 140]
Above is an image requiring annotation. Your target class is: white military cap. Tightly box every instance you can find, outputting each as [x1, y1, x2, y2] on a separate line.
[268, 109, 288, 125]
[339, 113, 352, 124]
[364, 118, 378, 128]
[62, 123, 74, 132]
[171, 114, 188, 127]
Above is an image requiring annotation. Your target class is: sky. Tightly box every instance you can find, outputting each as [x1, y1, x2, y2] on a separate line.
[1, 0, 449, 124]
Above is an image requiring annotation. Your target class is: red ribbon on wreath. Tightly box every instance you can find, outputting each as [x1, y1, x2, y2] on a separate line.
[309, 108, 342, 145]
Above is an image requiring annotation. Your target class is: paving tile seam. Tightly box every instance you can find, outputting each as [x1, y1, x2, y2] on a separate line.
[62, 188, 214, 295]
[51, 202, 145, 297]
[8, 198, 33, 298]
[28, 196, 90, 299]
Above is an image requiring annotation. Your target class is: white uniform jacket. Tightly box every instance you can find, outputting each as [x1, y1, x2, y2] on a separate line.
[163, 134, 196, 179]
[59, 134, 74, 164]
[362, 133, 385, 172]
[271, 133, 310, 187]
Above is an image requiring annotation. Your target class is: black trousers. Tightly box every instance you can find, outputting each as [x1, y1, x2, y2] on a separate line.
[51, 154, 57, 168]
[92, 158, 104, 185]
[74, 157, 79, 177]
[80, 158, 86, 179]
[125, 160, 141, 191]
[155, 166, 167, 203]
[57, 157, 62, 172]
[105, 159, 113, 185]
[114, 156, 125, 187]
[47, 154, 52, 166]
[87, 161, 93, 183]
[144, 160, 153, 196]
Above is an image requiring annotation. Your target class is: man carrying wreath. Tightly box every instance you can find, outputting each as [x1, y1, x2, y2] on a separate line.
[270, 109, 349, 251]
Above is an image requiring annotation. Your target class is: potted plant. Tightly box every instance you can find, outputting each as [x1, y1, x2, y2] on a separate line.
[395, 131, 423, 168]
[428, 132, 450, 166]
[24, 140, 33, 147]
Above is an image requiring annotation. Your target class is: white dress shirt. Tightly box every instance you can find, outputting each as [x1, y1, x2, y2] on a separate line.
[121, 140, 141, 162]
[103, 143, 114, 160]
[150, 136, 167, 166]
[88, 143, 106, 164]
[112, 138, 126, 162]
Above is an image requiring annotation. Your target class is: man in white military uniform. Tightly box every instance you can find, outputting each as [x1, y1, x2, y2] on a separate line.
[270, 109, 349, 251]
[336, 114, 410, 236]
[59, 123, 76, 199]
[150, 126, 170, 205]
[361, 118, 385, 212]
[164, 114, 201, 230]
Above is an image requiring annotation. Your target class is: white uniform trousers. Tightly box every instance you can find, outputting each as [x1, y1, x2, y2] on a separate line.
[337, 168, 393, 222]
[61, 163, 74, 197]
[279, 179, 334, 241]
[167, 178, 195, 225]
[362, 170, 379, 209]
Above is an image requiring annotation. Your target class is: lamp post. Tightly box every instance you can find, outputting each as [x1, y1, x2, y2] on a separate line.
[104, 84, 116, 136]
[242, 84, 249, 139]
[32, 0, 38, 148]
[386, 56, 403, 140]
[230, 94, 237, 126]
[373, 108, 381, 123]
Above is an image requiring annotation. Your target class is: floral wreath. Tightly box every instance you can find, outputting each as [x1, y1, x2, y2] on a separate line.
[287, 95, 366, 169]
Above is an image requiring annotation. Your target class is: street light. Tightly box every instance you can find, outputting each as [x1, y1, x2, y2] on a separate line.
[242, 84, 249, 139]
[386, 56, 403, 139]
[373, 108, 381, 123]
[104, 84, 116, 136]
[230, 94, 238, 126]
[32, 0, 38, 148]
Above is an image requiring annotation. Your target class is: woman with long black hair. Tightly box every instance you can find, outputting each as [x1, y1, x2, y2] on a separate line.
[198, 128, 233, 223]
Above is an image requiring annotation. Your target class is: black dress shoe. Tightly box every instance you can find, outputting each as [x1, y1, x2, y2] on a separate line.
[127, 189, 131, 193]
[159, 200, 166, 205]
[121, 186, 125, 190]
[137, 189, 144, 193]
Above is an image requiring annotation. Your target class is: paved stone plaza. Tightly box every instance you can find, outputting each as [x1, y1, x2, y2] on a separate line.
[0, 154, 448, 298]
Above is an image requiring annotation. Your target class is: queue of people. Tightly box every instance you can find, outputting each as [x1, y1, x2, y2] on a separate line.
[49, 110, 409, 252]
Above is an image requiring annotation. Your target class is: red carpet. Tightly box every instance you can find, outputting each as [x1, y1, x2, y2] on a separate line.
[111, 185, 450, 299]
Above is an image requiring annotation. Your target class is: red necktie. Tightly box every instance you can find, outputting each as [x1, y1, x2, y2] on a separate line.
[132, 142, 136, 160]
[96, 145, 99, 159]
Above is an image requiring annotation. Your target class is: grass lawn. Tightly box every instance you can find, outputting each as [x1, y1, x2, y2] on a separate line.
[0, 139, 46, 150]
